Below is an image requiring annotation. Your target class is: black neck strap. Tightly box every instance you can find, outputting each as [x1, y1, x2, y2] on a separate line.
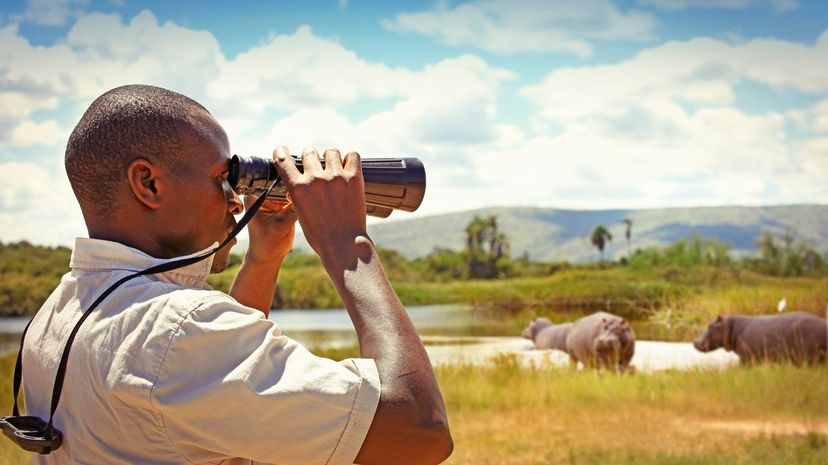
[11, 182, 276, 439]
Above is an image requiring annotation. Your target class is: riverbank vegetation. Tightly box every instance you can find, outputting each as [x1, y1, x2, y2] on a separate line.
[1, 353, 825, 465]
[2, 235, 826, 340]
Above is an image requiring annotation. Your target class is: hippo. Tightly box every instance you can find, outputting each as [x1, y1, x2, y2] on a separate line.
[565, 312, 636, 373]
[694, 311, 827, 366]
[522, 318, 573, 352]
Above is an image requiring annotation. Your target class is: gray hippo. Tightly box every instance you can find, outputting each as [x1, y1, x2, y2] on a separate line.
[694, 311, 827, 366]
[522, 318, 573, 352]
[565, 312, 636, 373]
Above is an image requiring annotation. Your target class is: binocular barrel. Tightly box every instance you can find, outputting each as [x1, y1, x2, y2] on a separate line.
[228, 155, 426, 218]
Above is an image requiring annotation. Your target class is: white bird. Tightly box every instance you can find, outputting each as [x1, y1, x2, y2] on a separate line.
[777, 297, 787, 313]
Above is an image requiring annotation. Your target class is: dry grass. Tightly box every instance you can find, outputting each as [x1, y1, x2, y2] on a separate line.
[436, 357, 828, 465]
[3, 350, 827, 465]
[446, 407, 827, 465]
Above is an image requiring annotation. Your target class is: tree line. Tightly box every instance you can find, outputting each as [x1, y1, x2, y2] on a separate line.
[1, 219, 825, 316]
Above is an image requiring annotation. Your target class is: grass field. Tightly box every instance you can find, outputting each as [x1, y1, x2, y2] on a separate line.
[2, 352, 826, 465]
[436, 356, 828, 465]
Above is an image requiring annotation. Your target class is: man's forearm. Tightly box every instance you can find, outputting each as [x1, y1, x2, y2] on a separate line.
[229, 253, 285, 317]
[321, 236, 450, 464]
[320, 236, 425, 361]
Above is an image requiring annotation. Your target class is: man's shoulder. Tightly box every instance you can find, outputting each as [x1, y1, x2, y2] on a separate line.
[147, 282, 248, 318]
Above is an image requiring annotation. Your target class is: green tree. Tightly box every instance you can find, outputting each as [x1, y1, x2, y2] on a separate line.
[591, 225, 613, 262]
[623, 218, 633, 259]
[751, 229, 825, 276]
[465, 215, 510, 279]
[420, 247, 467, 282]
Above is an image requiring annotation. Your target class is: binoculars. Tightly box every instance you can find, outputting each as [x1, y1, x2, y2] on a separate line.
[228, 155, 426, 218]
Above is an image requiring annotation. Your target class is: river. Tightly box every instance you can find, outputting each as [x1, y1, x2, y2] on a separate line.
[0, 305, 738, 371]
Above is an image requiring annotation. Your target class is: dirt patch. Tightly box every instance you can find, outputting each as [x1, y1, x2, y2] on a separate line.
[696, 419, 828, 436]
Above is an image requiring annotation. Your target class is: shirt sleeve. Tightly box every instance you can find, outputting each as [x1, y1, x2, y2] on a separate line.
[150, 295, 381, 465]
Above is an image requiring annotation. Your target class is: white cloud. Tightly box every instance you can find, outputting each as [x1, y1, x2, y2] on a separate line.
[8, 120, 67, 147]
[0, 10, 223, 102]
[0, 11, 224, 148]
[522, 33, 828, 127]
[460, 107, 796, 210]
[23, 0, 89, 26]
[787, 98, 828, 134]
[208, 25, 413, 113]
[234, 54, 515, 173]
[0, 161, 86, 246]
[506, 32, 828, 208]
[814, 101, 828, 133]
[639, 0, 798, 11]
[65, 10, 224, 97]
[381, 0, 655, 57]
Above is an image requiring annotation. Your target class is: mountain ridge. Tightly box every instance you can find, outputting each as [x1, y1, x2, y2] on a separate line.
[287, 204, 828, 262]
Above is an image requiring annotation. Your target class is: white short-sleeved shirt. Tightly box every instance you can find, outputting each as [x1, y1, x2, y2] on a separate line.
[21, 238, 381, 465]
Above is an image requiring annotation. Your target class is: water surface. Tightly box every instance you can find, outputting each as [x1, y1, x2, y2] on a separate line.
[0, 305, 734, 371]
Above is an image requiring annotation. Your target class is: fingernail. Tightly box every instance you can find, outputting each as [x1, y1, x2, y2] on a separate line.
[275, 146, 286, 161]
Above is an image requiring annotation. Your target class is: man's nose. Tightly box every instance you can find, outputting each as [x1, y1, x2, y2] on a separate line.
[222, 179, 244, 215]
[228, 190, 244, 215]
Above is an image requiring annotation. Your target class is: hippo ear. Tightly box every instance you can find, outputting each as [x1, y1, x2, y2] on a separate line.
[715, 315, 724, 323]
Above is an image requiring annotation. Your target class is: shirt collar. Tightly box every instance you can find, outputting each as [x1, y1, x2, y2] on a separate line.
[70, 238, 219, 288]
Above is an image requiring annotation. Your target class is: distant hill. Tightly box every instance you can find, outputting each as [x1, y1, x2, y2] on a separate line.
[287, 204, 828, 262]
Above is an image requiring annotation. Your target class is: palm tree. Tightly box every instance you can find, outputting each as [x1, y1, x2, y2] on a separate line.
[623, 218, 633, 259]
[465, 215, 510, 278]
[591, 225, 613, 262]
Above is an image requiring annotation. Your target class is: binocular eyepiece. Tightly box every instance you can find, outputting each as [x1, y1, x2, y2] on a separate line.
[228, 154, 426, 218]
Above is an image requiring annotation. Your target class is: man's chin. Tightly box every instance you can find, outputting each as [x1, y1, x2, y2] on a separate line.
[210, 259, 228, 274]
[210, 244, 235, 273]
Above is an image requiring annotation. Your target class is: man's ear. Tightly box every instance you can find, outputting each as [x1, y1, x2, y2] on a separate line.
[127, 159, 162, 210]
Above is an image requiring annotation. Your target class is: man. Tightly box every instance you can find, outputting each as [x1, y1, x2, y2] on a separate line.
[20, 85, 453, 465]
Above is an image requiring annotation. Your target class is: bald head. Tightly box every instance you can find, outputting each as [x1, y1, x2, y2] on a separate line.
[65, 84, 211, 217]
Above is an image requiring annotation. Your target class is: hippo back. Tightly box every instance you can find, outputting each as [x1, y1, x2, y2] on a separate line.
[736, 311, 828, 365]
[535, 323, 573, 351]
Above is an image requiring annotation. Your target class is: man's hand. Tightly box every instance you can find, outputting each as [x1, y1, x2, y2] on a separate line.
[272, 146, 367, 263]
[243, 195, 296, 265]
[228, 156, 297, 316]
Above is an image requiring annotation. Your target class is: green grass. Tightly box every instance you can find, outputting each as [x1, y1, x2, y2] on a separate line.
[210, 263, 826, 320]
[437, 355, 828, 418]
[0, 354, 28, 465]
[437, 357, 828, 465]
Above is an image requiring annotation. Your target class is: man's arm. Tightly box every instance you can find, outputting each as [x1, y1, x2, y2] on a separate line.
[229, 198, 296, 316]
[273, 146, 453, 465]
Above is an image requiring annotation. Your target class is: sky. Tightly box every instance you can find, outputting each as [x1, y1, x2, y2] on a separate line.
[0, 0, 827, 247]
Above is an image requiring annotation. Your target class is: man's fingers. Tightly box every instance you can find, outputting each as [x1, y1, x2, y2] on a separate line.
[323, 148, 344, 175]
[301, 147, 323, 175]
[343, 151, 361, 177]
[272, 146, 302, 185]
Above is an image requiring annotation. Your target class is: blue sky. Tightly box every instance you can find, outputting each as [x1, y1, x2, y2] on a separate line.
[1, 0, 827, 246]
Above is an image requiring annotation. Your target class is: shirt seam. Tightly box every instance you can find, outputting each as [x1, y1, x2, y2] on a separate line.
[323, 359, 366, 465]
[148, 292, 219, 465]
